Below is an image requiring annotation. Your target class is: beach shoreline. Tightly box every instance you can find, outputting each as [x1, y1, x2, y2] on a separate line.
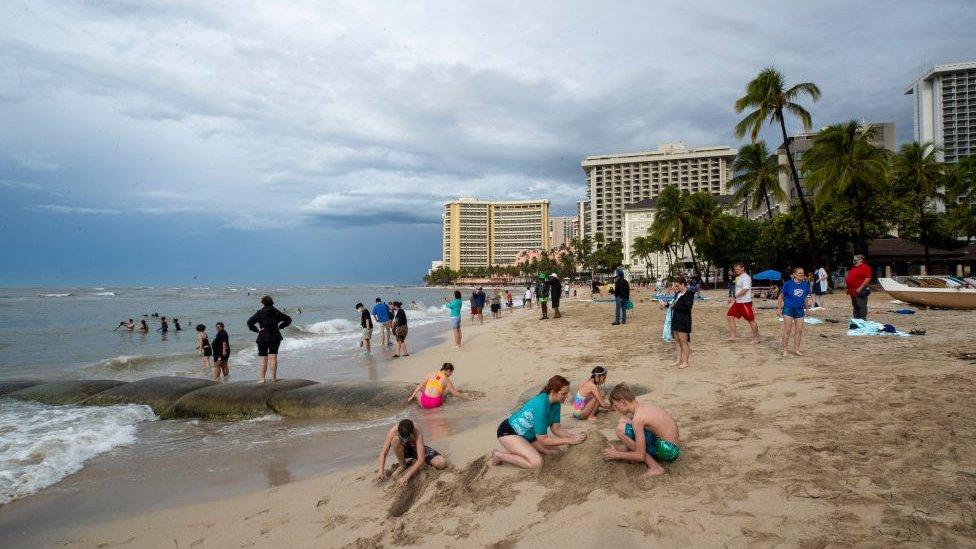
[6, 288, 976, 548]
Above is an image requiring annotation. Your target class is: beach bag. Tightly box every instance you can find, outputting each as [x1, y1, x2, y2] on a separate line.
[625, 300, 634, 310]
[662, 307, 673, 343]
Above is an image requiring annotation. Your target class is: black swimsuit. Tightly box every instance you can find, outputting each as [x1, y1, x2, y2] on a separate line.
[201, 336, 212, 357]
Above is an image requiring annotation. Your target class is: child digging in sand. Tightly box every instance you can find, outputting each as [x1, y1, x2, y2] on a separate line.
[408, 362, 467, 409]
[602, 383, 681, 477]
[572, 366, 611, 421]
[376, 419, 448, 487]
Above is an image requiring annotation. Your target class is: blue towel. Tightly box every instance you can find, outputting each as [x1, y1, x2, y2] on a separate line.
[894, 309, 916, 314]
[662, 307, 673, 343]
[847, 318, 911, 337]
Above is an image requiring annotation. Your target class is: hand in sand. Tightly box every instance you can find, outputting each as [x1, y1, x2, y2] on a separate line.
[602, 444, 621, 461]
[395, 475, 410, 488]
[374, 471, 386, 482]
[568, 432, 587, 445]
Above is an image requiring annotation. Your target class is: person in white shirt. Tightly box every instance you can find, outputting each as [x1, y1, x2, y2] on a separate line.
[523, 285, 533, 310]
[813, 265, 829, 309]
[726, 262, 760, 343]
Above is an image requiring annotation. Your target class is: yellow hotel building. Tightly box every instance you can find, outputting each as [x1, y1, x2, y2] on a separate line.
[442, 198, 550, 270]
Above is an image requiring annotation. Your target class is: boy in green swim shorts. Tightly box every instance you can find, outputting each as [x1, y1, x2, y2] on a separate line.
[602, 383, 681, 477]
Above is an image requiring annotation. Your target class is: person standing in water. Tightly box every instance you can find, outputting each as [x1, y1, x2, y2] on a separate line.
[391, 301, 409, 358]
[490, 289, 502, 319]
[173, 318, 182, 331]
[212, 321, 230, 381]
[535, 274, 550, 320]
[372, 297, 392, 347]
[196, 324, 212, 372]
[523, 285, 533, 310]
[474, 287, 487, 325]
[246, 296, 292, 383]
[356, 302, 373, 356]
[443, 290, 463, 348]
[778, 267, 812, 357]
[159, 316, 169, 333]
[139, 319, 149, 332]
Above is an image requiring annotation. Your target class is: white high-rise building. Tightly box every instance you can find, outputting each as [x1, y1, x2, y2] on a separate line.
[581, 143, 737, 243]
[905, 61, 976, 163]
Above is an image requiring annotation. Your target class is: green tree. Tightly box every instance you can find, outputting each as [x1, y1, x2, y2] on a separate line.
[423, 266, 458, 285]
[731, 141, 788, 220]
[946, 155, 976, 244]
[593, 240, 624, 273]
[686, 191, 722, 279]
[631, 235, 656, 278]
[695, 214, 763, 282]
[735, 68, 821, 264]
[893, 142, 945, 270]
[804, 121, 890, 256]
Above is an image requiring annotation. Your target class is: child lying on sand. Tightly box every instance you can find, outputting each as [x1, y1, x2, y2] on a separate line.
[376, 419, 448, 487]
[602, 383, 681, 477]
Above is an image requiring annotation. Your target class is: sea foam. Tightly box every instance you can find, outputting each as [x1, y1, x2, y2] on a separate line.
[0, 400, 157, 504]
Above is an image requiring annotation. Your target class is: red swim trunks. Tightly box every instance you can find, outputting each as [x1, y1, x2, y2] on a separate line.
[727, 302, 755, 321]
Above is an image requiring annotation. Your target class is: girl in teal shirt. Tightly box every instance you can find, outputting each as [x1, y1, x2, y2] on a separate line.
[443, 290, 464, 348]
[492, 375, 586, 469]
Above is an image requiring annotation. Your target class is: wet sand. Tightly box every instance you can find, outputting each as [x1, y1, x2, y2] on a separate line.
[18, 289, 976, 547]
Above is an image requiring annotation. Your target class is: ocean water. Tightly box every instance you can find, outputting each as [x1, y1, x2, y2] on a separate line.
[0, 285, 467, 505]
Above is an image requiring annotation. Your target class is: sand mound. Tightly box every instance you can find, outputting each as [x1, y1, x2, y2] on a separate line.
[536, 430, 643, 513]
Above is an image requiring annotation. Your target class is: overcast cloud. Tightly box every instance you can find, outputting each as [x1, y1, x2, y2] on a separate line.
[1, 1, 974, 284]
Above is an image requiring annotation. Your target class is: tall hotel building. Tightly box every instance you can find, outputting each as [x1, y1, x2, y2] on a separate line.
[549, 216, 578, 248]
[442, 198, 550, 270]
[580, 143, 737, 242]
[905, 61, 976, 163]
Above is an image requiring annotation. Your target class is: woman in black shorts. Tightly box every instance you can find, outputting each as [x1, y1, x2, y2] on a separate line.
[246, 296, 292, 383]
[196, 324, 212, 372]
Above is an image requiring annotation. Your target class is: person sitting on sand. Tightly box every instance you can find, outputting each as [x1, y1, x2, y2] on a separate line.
[375, 419, 448, 487]
[492, 375, 586, 470]
[572, 366, 611, 421]
[408, 363, 465, 409]
[602, 383, 681, 477]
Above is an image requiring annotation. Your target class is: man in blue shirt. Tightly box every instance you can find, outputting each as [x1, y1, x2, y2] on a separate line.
[777, 267, 811, 357]
[473, 287, 487, 325]
[372, 297, 392, 347]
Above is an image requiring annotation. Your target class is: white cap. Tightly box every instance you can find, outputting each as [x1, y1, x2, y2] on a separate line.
[551, 273, 558, 277]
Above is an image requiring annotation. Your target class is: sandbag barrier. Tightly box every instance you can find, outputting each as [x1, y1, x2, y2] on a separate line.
[1, 377, 415, 421]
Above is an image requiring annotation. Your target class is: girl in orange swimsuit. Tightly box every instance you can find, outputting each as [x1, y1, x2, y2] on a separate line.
[409, 363, 464, 409]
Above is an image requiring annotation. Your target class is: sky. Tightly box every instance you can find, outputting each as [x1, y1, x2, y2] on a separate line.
[1, 1, 974, 285]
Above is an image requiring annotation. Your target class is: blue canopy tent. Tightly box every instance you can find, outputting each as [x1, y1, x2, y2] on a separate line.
[753, 270, 782, 281]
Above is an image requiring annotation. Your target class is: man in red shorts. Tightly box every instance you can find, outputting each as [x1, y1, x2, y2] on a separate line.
[845, 254, 872, 319]
[727, 262, 760, 343]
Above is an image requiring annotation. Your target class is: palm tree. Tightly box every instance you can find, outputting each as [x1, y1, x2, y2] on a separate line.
[893, 142, 945, 271]
[735, 68, 821, 264]
[652, 186, 702, 279]
[686, 192, 722, 282]
[804, 121, 890, 255]
[946, 156, 976, 243]
[631, 235, 655, 279]
[731, 141, 788, 220]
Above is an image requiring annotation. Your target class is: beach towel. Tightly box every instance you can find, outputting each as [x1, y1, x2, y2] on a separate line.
[662, 307, 673, 343]
[846, 318, 911, 337]
[654, 293, 674, 303]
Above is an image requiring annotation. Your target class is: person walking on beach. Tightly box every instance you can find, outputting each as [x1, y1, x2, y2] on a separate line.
[375, 419, 448, 487]
[212, 322, 230, 381]
[469, 290, 478, 321]
[726, 262, 759, 343]
[778, 267, 812, 357]
[548, 273, 562, 319]
[591, 278, 601, 299]
[391, 301, 409, 358]
[196, 324, 213, 371]
[246, 295, 292, 383]
[408, 362, 466, 409]
[356, 302, 373, 356]
[612, 269, 630, 325]
[443, 290, 463, 348]
[845, 254, 872, 320]
[523, 285, 533, 309]
[669, 276, 694, 369]
[490, 290, 502, 319]
[491, 375, 586, 470]
[813, 264, 829, 309]
[372, 298, 392, 347]
[474, 287, 487, 324]
[535, 274, 550, 320]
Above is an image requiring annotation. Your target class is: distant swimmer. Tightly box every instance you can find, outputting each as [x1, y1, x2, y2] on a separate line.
[572, 366, 611, 421]
[158, 316, 169, 333]
[408, 363, 466, 409]
[212, 322, 230, 382]
[196, 324, 212, 371]
[492, 375, 585, 470]
[173, 318, 182, 331]
[117, 319, 135, 331]
[297, 307, 302, 315]
[139, 319, 149, 332]
[602, 383, 681, 477]
[375, 419, 448, 487]
[246, 295, 292, 383]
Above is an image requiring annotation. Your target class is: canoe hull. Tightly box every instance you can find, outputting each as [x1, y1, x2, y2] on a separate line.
[880, 278, 976, 310]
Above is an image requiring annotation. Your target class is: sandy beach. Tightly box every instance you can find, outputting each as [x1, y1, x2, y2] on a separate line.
[48, 288, 976, 548]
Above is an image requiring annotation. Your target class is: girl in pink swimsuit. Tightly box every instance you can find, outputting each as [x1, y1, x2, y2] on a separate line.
[409, 363, 464, 409]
